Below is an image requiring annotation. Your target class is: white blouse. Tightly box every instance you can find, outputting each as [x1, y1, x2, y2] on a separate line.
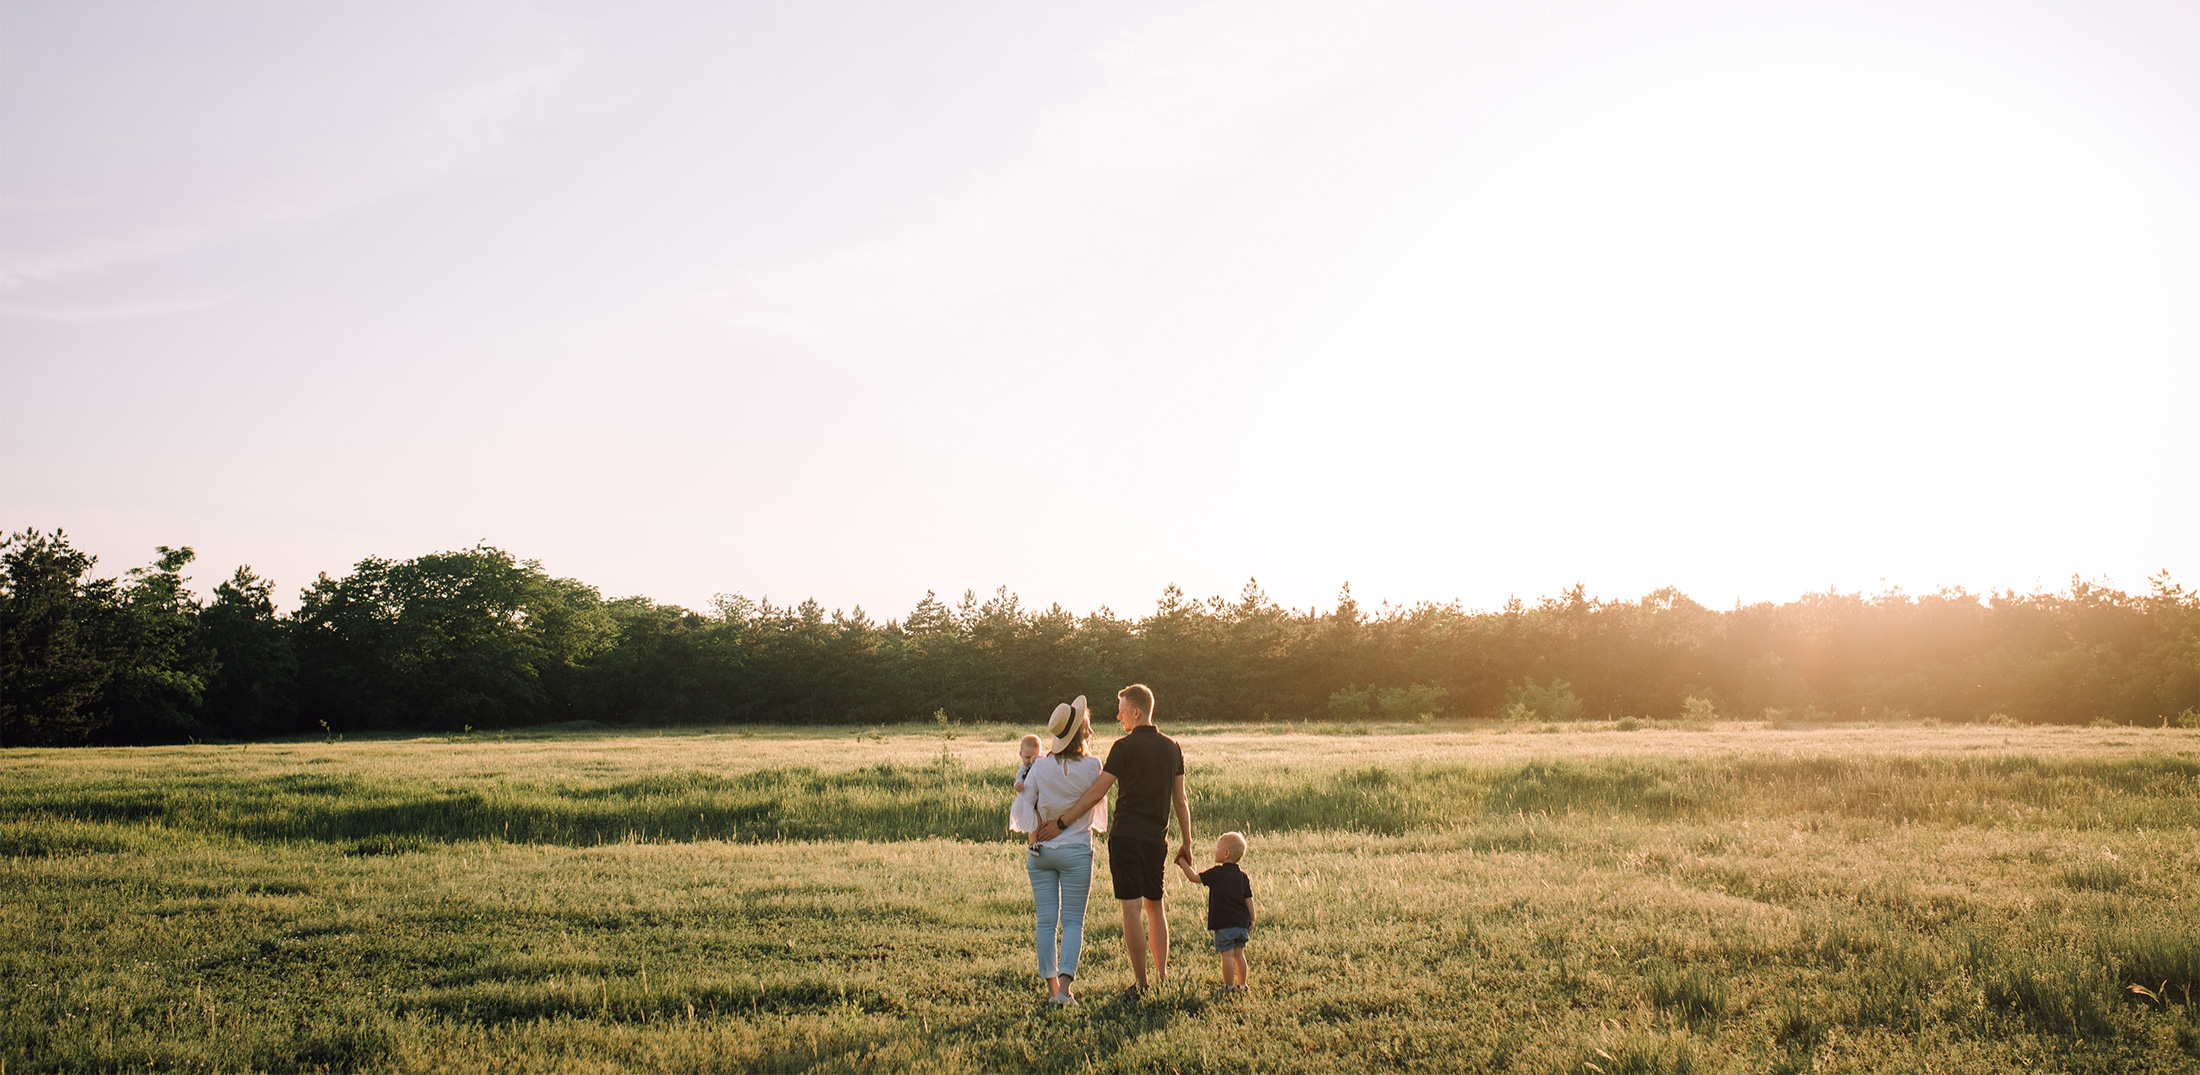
[1012, 753, 1108, 845]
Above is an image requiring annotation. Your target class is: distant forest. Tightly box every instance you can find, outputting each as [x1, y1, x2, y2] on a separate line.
[3, 528, 2196, 746]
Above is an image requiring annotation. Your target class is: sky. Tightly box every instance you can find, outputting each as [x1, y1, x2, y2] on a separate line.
[4, 0, 2197, 620]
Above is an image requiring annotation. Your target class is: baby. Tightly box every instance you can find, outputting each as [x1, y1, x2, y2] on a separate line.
[1008, 734, 1043, 834]
[1015, 734, 1042, 789]
[1178, 831, 1257, 992]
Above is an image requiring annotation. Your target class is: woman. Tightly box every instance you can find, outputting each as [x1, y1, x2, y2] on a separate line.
[1012, 695, 1107, 1006]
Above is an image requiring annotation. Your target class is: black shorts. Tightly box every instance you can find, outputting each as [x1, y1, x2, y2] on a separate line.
[1108, 836, 1169, 902]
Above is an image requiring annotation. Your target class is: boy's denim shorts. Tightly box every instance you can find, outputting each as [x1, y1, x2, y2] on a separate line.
[1212, 926, 1251, 953]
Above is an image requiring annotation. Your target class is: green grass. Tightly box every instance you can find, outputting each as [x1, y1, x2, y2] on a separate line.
[4, 721, 2199, 1072]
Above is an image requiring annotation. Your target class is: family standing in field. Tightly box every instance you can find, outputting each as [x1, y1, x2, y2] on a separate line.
[1010, 684, 1257, 1007]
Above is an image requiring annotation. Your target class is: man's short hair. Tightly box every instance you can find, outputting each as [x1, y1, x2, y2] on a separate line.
[1117, 683, 1155, 718]
[1218, 831, 1247, 863]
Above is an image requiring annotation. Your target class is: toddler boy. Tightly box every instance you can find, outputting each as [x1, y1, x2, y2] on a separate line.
[1178, 830, 1256, 992]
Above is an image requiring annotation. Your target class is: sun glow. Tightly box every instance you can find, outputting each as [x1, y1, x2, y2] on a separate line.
[1221, 34, 2197, 608]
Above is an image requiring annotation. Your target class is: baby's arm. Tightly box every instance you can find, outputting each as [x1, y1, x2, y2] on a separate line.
[1178, 860, 1203, 884]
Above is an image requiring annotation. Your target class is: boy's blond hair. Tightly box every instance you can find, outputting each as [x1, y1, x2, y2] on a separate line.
[1217, 831, 1247, 863]
[1018, 733, 1042, 754]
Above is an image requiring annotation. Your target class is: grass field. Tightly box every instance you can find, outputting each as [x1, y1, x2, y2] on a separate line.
[4, 719, 2199, 1073]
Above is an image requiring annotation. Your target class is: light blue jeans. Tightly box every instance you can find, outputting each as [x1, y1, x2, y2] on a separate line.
[1026, 842, 1093, 980]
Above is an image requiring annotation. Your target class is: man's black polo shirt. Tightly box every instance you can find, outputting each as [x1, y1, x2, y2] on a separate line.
[1102, 724, 1184, 844]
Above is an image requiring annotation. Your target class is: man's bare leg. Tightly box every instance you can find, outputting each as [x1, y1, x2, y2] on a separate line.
[1120, 900, 1149, 988]
[1144, 898, 1169, 988]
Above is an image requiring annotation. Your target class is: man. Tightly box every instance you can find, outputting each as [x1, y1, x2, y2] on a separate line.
[1033, 683, 1193, 992]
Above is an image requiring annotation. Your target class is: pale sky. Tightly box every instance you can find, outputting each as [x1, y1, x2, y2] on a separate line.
[4, 0, 2196, 618]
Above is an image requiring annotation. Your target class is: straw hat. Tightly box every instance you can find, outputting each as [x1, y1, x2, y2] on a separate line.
[1043, 695, 1090, 754]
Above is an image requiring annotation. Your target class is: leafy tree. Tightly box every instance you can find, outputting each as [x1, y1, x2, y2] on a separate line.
[95, 546, 219, 744]
[294, 546, 614, 731]
[0, 529, 123, 745]
[11, 524, 2200, 739]
[1139, 583, 1226, 720]
[198, 567, 298, 737]
[1223, 579, 1291, 718]
[573, 598, 741, 725]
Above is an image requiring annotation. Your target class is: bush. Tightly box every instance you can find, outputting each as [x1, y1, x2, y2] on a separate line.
[1327, 685, 1372, 721]
[1504, 679, 1583, 722]
[1377, 683, 1447, 721]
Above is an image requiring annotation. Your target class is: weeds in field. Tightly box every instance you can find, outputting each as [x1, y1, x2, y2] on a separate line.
[1771, 992, 1826, 1052]
[1648, 966, 1728, 1029]
[2108, 927, 2200, 1003]
[1981, 949, 2120, 1038]
[2059, 860, 2132, 892]
[1582, 1032, 1698, 1074]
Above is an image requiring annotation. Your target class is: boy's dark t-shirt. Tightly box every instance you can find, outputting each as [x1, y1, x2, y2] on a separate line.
[1101, 725, 1184, 844]
[1196, 862, 1253, 930]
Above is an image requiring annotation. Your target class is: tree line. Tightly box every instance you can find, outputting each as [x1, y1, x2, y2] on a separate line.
[3, 527, 2196, 746]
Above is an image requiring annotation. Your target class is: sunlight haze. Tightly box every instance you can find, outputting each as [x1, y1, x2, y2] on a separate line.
[4, 0, 2195, 618]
